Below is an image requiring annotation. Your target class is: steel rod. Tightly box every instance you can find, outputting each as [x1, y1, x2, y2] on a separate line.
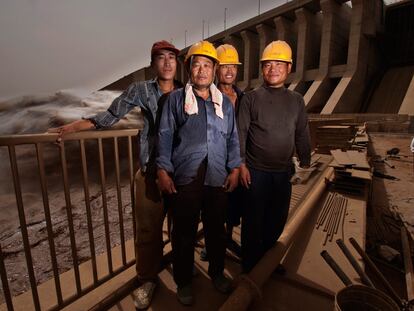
[79, 139, 98, 284]
[0, 129, 139, 146]
[36, 143, 63, 304]
[336, 239, 375, 288]
[0, 243, 14, 311]
[98, 138, 113, 274]
[316, 192, 334, 228]
[323, 197, 336, 233]
[341, 197, 347, 241]
[349, 237, 403, 307]
[318, 192, 336, 229]
[320, 250, 353, 286]
[113, 137, 127, 265]
[59, 142, 82, 294]
[328, 199, 341, 242]
[8, 145, 42, 310]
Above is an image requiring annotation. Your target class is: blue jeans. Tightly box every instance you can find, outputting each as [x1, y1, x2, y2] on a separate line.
[241, 167, 292, 273]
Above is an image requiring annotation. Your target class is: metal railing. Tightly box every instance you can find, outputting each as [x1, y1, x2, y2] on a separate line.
[0, 129, 139, 311]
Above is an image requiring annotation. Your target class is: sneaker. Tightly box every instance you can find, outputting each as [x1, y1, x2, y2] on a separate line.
[200, 247, 208, 261]
[212, 274, 233, 294]
[132, 281, 157, 310]
[177, 284, 193, 306]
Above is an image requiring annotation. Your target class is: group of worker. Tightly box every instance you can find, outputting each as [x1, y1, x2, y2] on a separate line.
[50, 38, 311, 309]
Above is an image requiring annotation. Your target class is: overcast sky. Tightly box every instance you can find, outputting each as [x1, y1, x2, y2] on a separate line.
[0, 0, 288, 100]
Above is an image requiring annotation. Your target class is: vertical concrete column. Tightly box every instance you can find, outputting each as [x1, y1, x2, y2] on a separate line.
[251, 23, 277, 88]
[274, 16, 296, 47]
[274, 16, 297, 76]
[239, 30, 259, 91]
[290, 8, 321, 92]
[322, 0, 380, 114]
[305, 0, 349, 111]
[399, 73, 414, 116]
[223, 34, 244, 84]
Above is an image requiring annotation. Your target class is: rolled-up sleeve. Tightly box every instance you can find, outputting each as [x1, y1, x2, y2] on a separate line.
[156, 94, 176, 173]
[226, 105, 241, 170]
[89, 82, 141, 129]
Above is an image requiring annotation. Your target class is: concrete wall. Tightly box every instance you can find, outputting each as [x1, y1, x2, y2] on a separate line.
[102, 0, 412, 115]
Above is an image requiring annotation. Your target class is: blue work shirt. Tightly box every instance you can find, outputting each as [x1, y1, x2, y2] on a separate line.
[89, 78, 181, 170]
[156, 88, 241, 187]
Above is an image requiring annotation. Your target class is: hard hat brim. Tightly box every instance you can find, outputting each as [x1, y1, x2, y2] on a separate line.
[219, 62, 242, 65]
[260, 57, 292, 63]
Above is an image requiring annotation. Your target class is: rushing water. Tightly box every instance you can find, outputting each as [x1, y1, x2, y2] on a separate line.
[0, 90, 143, 301]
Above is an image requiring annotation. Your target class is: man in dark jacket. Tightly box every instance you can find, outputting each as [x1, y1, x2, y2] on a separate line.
[237, 40, 311, 273]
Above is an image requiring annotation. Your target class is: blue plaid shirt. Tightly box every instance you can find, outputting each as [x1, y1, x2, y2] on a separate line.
[89, 78, 180, 170]
[157, 88, 241, 187]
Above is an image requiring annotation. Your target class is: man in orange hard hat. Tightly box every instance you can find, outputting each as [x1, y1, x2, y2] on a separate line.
[157, 40, 241, 305]
[237, 40, 311, 273]
[49, 40, 182, 310]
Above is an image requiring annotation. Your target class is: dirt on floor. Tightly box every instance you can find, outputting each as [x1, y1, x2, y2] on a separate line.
[366, 132, 414, 301]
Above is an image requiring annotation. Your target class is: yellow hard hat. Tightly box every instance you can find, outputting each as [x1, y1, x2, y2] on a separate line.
[185, 40, 219, 63]
[261, 40, 293, 63]
[216, 44, 242, 65]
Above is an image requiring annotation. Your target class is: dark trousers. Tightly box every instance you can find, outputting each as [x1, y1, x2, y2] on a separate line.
[167, 163, 228, 287]
[241, 167, 291, 273]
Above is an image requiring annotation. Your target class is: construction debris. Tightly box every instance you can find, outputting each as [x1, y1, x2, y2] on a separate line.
[377, 245, 400, 262]
[316, 192, 348, 245]
[315, 125, 356, 154]
[328, 149, 371, 195]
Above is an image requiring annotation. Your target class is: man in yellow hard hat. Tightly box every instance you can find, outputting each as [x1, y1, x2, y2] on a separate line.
[237, 40, 311, 273]
[156, 40, 241, 305]
[216, 44, 243, 110]
[49, 40, 182, 310]
[200, 44, 243, 262]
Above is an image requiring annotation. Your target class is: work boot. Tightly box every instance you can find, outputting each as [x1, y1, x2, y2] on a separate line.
[177, 284, 193, 306]
[212, 274, 233, 294]
[132, 281, 157, 310]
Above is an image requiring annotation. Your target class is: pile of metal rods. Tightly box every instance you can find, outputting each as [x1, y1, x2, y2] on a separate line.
[316, 192, 348, 245]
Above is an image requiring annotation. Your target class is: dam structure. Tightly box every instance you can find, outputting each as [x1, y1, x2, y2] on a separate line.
[105, 0, 414, 118]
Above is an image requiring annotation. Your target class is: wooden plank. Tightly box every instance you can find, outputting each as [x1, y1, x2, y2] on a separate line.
[345, 169, 372, 181]
[354, 133, 369, 143]
[329, 159, 344, 168]
[330, 149, 354, 166]
[317, 125, 352, 130]
[346, 150, 370, 169]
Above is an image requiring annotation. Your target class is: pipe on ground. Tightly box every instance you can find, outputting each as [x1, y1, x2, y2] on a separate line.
[219, 167, 334, 311]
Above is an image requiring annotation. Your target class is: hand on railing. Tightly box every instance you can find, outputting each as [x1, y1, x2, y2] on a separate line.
[48, 119, 95, 142]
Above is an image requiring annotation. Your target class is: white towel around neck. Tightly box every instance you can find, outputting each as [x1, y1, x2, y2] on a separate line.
[184, 82, 223, 119]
